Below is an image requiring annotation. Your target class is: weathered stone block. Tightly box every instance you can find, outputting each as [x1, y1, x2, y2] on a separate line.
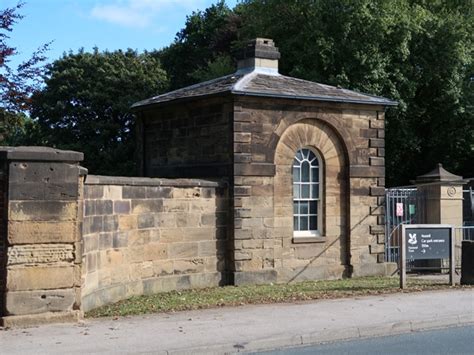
[369, 138, 385, 148]
[197, 240, 223, 257]
[143, 243, 168, 261]
[123, 186, 146, 199]
[9, 201, 78, 221]
[173, 259, 204, 274]
[176, 212, 200, 227]
[169, 243, 199, 258]
[84, 185, 103, 199]
[370, 225, 385, 235]
[99, 233, 113, 250]
[5, 289, 75, 316]
[369, 118, 384, 129]
[369, 243, 384, 254]
[370, 186, 385, 196]
[350, 166, 385, 178]
[103, 185, 122, 200]
[7, 244, 74, 265]
[7, 265, 75, 291]
[370, 157, 385, 166]
[113, 200, 130, 214]
[118, 215, 138, 230]
[94, 200, 113, 215]
[9, 182, 79, 201]
[8, 221, 76, 244]
[138, 214, 155, 229]
[112, 231, 129, 248]
[146, 186, 172, 199]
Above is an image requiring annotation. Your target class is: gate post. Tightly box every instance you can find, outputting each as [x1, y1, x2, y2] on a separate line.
[415, 164, 464, 270]
[0, 147, 85, 327]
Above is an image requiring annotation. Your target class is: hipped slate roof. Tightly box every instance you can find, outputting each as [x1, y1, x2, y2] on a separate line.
[132, 69, 397, 109]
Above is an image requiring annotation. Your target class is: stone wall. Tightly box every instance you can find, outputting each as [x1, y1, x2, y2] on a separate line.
[0, 147, 84, 327]
[81, 176, 228, 311]
[138, 98, 233, 178]
[231, 97, 390, 284]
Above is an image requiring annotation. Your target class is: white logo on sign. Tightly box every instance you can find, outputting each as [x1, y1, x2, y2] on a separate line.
[408, 233, 417, 245]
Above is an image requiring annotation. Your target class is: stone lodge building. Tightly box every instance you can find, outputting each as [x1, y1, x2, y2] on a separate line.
[132, 38, 397, 284]
[0, 38, 398, 326]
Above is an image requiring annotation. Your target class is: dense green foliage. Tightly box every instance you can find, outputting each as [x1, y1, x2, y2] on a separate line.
[4, 1, 472, 183]
[154, 0, 473, 185]
[30, 49, 168, 175]
[156, 1, 238, 89]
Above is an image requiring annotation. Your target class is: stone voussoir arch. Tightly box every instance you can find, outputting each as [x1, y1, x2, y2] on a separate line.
[268, 114, 355, 166]
[272, 118, 351, 279]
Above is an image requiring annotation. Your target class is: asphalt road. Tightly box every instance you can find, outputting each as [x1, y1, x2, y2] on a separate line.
[257, 325, 474, 355]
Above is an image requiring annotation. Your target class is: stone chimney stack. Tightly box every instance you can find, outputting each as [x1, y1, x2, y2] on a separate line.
[236, 38, 280, 74]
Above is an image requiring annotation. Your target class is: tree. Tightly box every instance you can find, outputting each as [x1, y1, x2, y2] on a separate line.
[0, 2, 49, 143]
[30, 49, 168, 175]
[156, 1, 238, 90]
[236, 0, 473, 185]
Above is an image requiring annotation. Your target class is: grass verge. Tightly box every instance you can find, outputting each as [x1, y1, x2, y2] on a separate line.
[86, 276, 467, 318]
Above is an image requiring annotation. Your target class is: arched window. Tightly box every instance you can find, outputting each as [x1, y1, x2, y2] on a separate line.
[293, 148, 322, 237]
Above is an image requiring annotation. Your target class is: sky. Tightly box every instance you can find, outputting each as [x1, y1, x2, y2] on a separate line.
[5, 0, 239, 68]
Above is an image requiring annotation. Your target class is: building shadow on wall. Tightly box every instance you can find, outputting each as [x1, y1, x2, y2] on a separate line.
[287, 201, 384, 283]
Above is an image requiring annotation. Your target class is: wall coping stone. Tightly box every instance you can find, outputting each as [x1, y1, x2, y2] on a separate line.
[85, 175, 227, 188]
[0, 146, 83, 162]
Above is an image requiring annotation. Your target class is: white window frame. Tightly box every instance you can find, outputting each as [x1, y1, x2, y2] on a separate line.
[292, 147, 323, 239]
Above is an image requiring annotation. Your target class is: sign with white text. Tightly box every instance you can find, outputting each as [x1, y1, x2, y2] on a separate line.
[405, 227, 450, 260]
[400, 224, 455, 289]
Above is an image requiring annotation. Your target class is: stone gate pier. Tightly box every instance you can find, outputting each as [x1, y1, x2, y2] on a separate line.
[0, 147, 85, 326]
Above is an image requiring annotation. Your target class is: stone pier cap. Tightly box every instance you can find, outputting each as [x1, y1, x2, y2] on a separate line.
[413, 163, 468, 185]
[0, 146, 83, 162]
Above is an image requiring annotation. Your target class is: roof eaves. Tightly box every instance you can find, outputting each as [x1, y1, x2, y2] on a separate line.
[230, 90, 398, 106]
[131, 73, 237, 109]
[131, 91, 232, 111]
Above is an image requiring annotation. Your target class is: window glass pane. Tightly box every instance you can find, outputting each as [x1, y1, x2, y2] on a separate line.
[311, 183, 319, 199]
[300, 216, 308, 230]
[309, 215, 318, 230]
[293, 201, 299, 214]
[308, 150, 316, 161]
[311, 167, 319, 182]
[295, 150, 303, 161]
[293, 216, 299, 231]
[301, 184, 310, 198]
[293, 184, 300, 198]
[293, 167, 300, 182]
[310, 201, 318, 214]
[302, 162, 310, 182]
[300, 201, 308, 214]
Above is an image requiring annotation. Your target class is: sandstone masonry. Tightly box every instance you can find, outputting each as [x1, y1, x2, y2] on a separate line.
[0, 39, 399, 326]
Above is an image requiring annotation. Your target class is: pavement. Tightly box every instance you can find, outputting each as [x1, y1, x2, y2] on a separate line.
[0, 288, 472, 354]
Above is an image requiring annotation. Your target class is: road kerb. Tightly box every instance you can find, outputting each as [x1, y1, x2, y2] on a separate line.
[167, 316, 473, 354]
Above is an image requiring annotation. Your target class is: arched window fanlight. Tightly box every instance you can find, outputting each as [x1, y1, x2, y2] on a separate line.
[293, 148, 322, 236]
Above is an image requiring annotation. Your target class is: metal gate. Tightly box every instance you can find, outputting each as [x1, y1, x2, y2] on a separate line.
[385, 183, 474, 264]
[385, 187, 425, 263]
